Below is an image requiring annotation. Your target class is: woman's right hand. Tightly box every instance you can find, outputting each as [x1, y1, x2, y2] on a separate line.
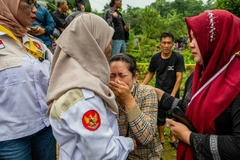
[109, 80, 136, 112]
[166, 118, 191, 145]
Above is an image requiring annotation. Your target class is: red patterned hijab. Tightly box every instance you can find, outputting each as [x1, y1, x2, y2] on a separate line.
[177, 10, 240, 160]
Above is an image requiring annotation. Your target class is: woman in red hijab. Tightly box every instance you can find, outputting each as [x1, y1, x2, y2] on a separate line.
[167, 10, 240, 160]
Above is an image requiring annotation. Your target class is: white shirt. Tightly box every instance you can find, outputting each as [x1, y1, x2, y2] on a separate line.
[50, 89, 134, 160]
[0, 31, 52, 141]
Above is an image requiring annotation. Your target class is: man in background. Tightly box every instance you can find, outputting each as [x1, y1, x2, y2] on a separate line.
[65, 0, 85, 27]
[52, 0, 71, 33]
[141, 32, 185, 149]
[28, 2, 55, 52]
[104, 0, 129, 55]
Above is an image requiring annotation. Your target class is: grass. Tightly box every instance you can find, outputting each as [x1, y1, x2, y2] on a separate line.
[158, 127, 177, 160]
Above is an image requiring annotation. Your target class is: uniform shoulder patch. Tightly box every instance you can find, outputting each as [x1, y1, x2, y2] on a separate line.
[82, 110, 101, 131]
[33, 41, 42, 51]
[0, 40, 5, 49]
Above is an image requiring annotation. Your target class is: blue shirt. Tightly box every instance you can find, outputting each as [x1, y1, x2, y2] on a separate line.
[0, 32, 52, 141]
[32, 4, 56, 46]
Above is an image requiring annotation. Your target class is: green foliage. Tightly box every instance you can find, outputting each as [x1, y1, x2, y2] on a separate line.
[161, 11, 187, 41]
[84, 0, 92, 12]
[126, 30, 136, 51]
[172, 0, 205, 17]
[127, 34, 158, 65]
[150, 0, 172, 17]
[122, 0, 216, 44]
[181, 49, 195, 64]
[216, 0, 240, 16]
[123, 6, 142, 35]
[38, 0, 56, 13]
[151, 0, 208, 17]
[205, 0, 216, 9]
[139, 7, 162, 39]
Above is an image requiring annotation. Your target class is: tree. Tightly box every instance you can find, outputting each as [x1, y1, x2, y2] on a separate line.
[162, 11, 187, 41]
[151, 0, 208, 17]
[102, 2, 110, 13]
[150, 0, 173, 17]
[139, 6, 162, 39]
[216, 0, 240, 17]
[84, 0, 92, 12]
[204, 0, 216, 9]
[123, 5, 142, 35]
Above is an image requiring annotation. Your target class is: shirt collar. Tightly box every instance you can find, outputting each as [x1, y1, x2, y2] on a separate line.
[22, 35, 29, 45]
[0, 31, 6, 36]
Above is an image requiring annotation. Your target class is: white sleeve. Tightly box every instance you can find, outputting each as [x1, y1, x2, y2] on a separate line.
[52, 91, 134, 160]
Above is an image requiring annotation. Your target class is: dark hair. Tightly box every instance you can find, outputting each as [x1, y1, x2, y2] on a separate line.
[160, 32, 174, 42]
[57, 0, 65, 8]
[110, 0, 115, 7]
[74, 0, 85, 9]
[108, 53, 138, 77]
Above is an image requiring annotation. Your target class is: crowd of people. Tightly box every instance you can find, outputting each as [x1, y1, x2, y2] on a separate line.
[1, 0, 240, 160]
[26, 0, 85, 52]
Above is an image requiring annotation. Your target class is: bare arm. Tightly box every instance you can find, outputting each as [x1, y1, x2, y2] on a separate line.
[141, 72, 155, 85]
[154, 88, 165, 101]
[171, 72, 183, 97]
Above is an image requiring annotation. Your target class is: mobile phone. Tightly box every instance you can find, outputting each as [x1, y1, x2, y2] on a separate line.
[168, 106, 197, 132]
[31, 26, 37, 31]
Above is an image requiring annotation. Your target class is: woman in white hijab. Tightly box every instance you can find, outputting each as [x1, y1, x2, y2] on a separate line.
[47, 13, 135, 160]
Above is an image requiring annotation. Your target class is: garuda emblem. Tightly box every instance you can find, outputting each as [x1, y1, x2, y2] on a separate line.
[82, 110, 101, 131]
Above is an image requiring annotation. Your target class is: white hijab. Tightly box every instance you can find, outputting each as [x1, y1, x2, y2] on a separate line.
[46, 13, 117, 113]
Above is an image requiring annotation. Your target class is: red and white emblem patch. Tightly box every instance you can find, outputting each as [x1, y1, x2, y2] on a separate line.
[33, 41, 42, 51]
[82, 110, 101, 131]
[0, 40, 5, 49]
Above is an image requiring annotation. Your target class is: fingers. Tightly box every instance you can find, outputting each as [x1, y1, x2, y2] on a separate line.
[166, 118, 175, 126]
[166, 118, 180, 130]
[35, 26, 40, 32]
[166, 118, 177, 135]
[109, 81, 122, 96]
[109, 80, 127, 88]
[109, 80, 131, 99]
[116, 80, 127, 86]
[109, 81, 120, 89]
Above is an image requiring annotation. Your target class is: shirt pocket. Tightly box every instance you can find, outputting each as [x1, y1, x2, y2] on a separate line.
[0, 56, 21, 71]
[0, 58, 26, 87]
